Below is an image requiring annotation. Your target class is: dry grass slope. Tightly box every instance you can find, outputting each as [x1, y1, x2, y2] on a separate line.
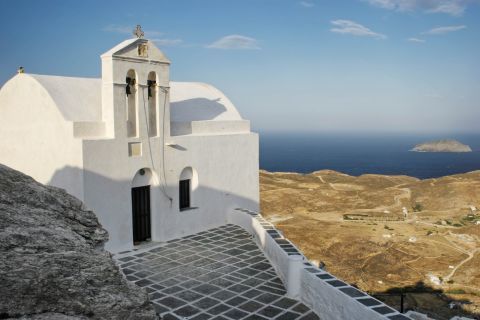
[260, 170, 480, 319]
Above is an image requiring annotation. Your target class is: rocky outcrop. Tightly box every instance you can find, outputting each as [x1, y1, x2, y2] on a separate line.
[0, 164, 157, 319]
[411, 139, 472, 152]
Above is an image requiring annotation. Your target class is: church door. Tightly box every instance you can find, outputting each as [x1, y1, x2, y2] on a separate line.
[131, 186, 151, 244]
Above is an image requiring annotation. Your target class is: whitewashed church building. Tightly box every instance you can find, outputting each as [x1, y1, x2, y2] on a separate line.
[0, 30, 412, 320]
[0, 33, 259, 253]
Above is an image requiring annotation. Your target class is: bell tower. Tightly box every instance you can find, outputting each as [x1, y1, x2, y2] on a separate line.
[100, 26, 171, 139]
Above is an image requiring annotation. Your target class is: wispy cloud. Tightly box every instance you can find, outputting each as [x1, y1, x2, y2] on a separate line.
[427, 2, 466, 15]
[422, 25, 466, 35]
[299, 1, 315, 7]
[103, 25, 131, 34]
[407, 37, 426, 43]
[103, 25, 163, 37]
[152, 39, 183, 47]
[207, 35, 260, 50]
[330, 20, 387, 39]
[363, 0, 472, 16]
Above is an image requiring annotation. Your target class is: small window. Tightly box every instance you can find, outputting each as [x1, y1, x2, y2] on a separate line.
[179, 179, 190, 210]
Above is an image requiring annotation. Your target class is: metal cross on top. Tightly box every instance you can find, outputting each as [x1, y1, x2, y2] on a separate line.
[133, 25, 144, 39]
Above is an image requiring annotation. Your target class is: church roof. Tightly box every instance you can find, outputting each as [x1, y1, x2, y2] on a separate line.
[100, 38, 171, 63]
[170, 82, 242, 122]
[29, 74, 102, 122]
[101, 38, 138, 57]
[7, 74, 243, 123]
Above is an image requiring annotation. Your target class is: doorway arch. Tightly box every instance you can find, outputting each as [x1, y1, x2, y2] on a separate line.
[131, 168, 155, 244]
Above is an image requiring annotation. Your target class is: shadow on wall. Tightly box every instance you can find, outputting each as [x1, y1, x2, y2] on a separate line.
[171, 98, 228, 122]
[369, 281, 479, 320]
[48, 165, 259, 243]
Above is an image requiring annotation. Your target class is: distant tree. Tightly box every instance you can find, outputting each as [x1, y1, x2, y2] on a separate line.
[412, 203, 423, 212]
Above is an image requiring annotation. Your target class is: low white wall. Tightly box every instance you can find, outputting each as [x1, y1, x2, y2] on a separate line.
[229, 209, 413, 320]
[171, 120, 250, 136]
[227, 209, 305, 299]
[227, 209, 291, 284]
[73, 122, 106, 138]
[301, 271, 393, 320]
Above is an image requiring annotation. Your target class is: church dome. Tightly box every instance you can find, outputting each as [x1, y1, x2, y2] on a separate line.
[170, 82, 243, 122]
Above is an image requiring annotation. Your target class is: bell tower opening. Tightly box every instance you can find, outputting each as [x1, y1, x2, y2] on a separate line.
[147, 71, 157, 137]
[126, 69, 137, 138]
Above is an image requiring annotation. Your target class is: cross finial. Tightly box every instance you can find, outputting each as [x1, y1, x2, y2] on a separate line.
[133, 25, 144, 39]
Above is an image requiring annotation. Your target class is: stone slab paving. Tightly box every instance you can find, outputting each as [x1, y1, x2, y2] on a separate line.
[115, 224, 320, 320]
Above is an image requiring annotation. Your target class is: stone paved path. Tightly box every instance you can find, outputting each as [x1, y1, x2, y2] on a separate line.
[115, 224, 320, 320]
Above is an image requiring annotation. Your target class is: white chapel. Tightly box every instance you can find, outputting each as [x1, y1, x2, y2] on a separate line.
[0, 30, 414, 320]
[0, 32, 259, 253]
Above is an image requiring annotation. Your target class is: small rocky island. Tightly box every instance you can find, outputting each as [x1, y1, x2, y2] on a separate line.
[411, 139, 472, 153]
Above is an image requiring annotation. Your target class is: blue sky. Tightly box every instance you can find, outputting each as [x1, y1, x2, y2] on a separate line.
[0, 0, 479, 133]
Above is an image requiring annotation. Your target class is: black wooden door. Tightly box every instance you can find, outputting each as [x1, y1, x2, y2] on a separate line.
[131, 186, 151, 244]
[179, 179, 190, 210]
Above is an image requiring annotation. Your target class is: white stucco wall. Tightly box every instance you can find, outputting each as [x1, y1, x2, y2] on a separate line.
[82, 131, 259, 253]
[0, 38, 260, 254]
[0, 74, 85, 200]
[300, 271, 392, 320]
[160, 133, 259, 241]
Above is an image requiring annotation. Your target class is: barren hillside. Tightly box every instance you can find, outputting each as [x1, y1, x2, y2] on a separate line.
[260, 170, 480, 319]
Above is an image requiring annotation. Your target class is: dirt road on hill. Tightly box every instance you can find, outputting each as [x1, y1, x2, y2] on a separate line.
[260, 169, 480, 319]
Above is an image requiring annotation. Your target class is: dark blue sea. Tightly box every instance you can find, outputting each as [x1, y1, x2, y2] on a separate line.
[259, 132, 480, 179]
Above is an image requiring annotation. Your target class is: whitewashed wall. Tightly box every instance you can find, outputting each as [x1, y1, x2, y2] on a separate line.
[0, 39, 260, 254]
[82, 132, 259, 253]
[0, 74, 85, 200]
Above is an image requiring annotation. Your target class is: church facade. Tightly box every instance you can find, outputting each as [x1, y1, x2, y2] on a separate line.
[0, 37, 259, 253]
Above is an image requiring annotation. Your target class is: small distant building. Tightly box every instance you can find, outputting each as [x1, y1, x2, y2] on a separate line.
[0, 37, 259, 252]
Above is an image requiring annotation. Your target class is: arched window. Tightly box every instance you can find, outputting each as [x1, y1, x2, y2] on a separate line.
[179, 167, 198, 211]
[126, 69, 137, 138]
[147, 72, 157, 137]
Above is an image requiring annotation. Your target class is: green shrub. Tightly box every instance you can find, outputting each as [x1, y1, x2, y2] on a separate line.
[412, 203, 423, 212]
[446, 289, 466, 294]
